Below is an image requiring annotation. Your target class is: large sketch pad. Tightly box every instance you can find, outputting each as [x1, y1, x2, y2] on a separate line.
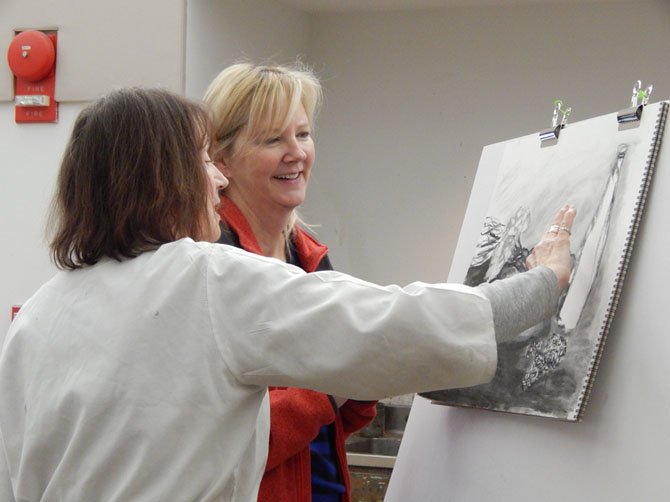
[423, 101, 668, 421]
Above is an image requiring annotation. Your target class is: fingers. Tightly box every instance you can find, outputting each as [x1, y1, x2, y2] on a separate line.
[527, 204, 576, 280]
[531, 204, 576, 289]
[547, 204, 576, 237]
[551, 205, 569, 227]
[560, 205, 576, 232]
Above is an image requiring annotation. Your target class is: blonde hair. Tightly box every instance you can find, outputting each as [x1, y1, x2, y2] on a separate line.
[203, 61, 322, 236]
[203, 61, 322, 162]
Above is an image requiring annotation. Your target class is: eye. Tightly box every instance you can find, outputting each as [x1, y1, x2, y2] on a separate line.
[297, 131, 311, 139]
[265, 136, 281, 145]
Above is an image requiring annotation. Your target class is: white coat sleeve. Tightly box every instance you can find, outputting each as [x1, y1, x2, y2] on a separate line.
[206, 247, 497, 401]
[0, 428, 16, 502]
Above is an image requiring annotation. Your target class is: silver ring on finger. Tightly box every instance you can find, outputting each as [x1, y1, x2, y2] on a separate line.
[557, 226, 571, 235]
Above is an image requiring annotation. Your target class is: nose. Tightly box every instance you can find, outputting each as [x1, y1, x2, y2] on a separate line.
[206, 161, 229, 192]
[213, 167, 229, 191]
[284, 138, 307, 162]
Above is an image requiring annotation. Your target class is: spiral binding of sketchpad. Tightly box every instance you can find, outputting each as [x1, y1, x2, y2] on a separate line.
[573, 100, 669, 422]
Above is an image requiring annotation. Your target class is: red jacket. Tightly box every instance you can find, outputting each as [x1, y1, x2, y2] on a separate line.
[217, 198, 377, 502]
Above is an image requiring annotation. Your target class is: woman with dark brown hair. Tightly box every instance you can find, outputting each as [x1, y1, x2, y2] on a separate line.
[50, 87, 225, 267]
[0, 87, 574, 501]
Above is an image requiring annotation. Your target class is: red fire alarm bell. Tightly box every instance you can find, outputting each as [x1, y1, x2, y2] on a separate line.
[6, 29, 58, 123]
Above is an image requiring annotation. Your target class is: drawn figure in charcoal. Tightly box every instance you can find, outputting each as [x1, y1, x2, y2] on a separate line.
[463, 144, 628, 391]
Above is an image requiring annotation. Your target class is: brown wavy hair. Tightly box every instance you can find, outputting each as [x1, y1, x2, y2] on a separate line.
[49, 88, 213, 269]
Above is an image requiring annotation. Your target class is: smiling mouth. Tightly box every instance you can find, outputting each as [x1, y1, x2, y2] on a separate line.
[274, 172, 301, 180]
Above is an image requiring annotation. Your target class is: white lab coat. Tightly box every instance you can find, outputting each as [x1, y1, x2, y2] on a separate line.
[0, 238, 496, 501]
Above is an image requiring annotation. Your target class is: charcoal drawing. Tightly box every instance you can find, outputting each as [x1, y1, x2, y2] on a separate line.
[423, 102, 667, 420]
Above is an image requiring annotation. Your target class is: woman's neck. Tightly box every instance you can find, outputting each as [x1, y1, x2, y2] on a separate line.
[252, 222, 289, 261]
[227, 194, 291, 261]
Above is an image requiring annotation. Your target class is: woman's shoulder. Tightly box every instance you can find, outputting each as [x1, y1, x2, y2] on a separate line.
[159, 238, 253, 261]
[161, 239, 306, 279]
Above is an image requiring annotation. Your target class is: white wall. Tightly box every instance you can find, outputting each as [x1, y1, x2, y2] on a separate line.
[0, 104, 81, 335]
[0, 0, 185, 101]
[304, 1, 670, 285]
[0, 0, 186, 336]
[185, 0, 312, 100]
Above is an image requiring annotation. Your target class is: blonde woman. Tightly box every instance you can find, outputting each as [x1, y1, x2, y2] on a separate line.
[204, 62, 376, 502]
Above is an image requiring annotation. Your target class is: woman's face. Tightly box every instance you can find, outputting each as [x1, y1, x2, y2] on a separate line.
[201, 149, 228, 242]
[220, 104, 315, 219]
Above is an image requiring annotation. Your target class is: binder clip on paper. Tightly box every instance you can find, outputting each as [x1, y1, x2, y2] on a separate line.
[540, 99, 571, 146]
[617, 80, 653, 127]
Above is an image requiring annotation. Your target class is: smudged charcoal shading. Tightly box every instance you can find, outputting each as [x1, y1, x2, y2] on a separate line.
[422, 101, 668, 421]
